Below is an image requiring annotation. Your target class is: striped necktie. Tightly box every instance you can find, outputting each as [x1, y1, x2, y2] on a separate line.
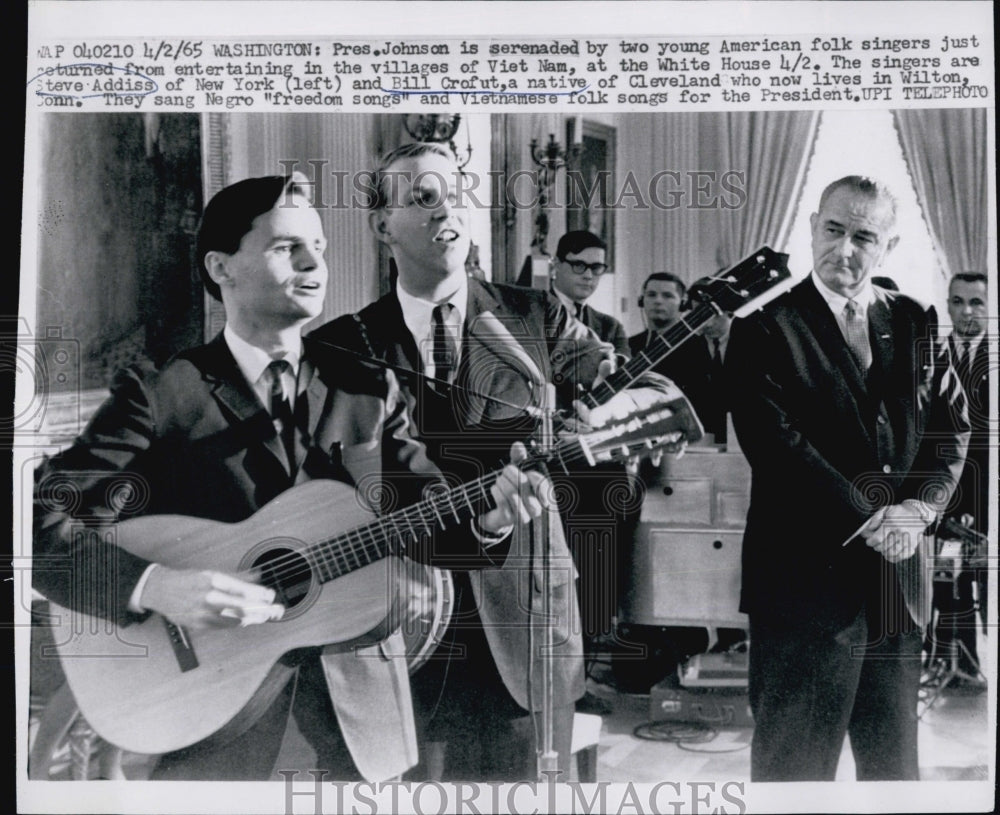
[843, 299, 872, 370]
[431, 303, 458, 391]
[268, 358, 296, 472]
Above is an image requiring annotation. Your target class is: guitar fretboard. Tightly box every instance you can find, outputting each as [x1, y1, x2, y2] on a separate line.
[582, 301, 719, 409]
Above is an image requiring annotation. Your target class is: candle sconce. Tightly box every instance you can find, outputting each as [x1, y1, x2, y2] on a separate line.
[402, 113, 473, 169]
[528, 122, 582, 256]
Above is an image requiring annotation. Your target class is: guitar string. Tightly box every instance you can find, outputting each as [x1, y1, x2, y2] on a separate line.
[583, 254, 785, 409]
[248, 434, 660, 588]
[245, 263, 785, 585]
[255, 437, 585, 585]
[584, 300, 720, 409]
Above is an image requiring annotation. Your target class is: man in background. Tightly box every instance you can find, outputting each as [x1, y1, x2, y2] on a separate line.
[629, 272, 722, 441]
[934, 271, 990, 684]
[727, 175, 969, 781]
[550, 230, 635, 698]
[550, 230, 628, 356]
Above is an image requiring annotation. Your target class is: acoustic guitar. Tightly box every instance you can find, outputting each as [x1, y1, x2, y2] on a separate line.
[47, 402, 697, 755]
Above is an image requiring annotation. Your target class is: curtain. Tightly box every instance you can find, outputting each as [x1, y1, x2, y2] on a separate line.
[707, 111, 820, 271]
[893, 108, 989, 277]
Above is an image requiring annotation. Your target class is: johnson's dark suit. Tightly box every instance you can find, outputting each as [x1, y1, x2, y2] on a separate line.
[32, 333, 475, 781]
[315, 277, 624, 779]
[727, 277, 969, 780]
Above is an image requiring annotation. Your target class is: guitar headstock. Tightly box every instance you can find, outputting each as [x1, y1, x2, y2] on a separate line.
[557, 398, 704, 470]
[687, 246, 792, 318]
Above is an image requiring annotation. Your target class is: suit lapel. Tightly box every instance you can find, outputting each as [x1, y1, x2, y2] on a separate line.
[797, 280, 871, 401]
[868, 292, 895, 380]
[199, 333, 291, 476]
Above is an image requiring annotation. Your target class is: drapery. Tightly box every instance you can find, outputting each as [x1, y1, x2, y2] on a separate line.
[706, 111, 821, 271]
[893, 108, 989, 277]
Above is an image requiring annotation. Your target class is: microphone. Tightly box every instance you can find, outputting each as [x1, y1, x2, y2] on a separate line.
[309, 336, 552, 420]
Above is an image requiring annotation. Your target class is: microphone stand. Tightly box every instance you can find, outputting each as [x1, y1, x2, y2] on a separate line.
[316, 336, 567, 780]
[535, 381, 559, 783]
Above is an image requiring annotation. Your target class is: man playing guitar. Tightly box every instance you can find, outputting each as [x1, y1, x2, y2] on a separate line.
[32, 173, 548, 782]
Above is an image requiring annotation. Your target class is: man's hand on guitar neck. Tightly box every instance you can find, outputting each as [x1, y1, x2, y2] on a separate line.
[477, 442, 553, 534]
[137, 567, 285, 630]
[572, 360, 688, 470]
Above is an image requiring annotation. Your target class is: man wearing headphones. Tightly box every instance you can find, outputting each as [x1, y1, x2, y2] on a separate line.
[629, 273, 712, 425]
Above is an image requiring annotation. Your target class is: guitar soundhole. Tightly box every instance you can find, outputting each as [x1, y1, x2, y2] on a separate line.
[252, 547, 315, 612]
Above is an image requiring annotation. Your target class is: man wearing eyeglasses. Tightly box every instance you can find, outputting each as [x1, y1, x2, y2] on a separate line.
[550, 230, 629, 357]
[549, 230, 634, 714]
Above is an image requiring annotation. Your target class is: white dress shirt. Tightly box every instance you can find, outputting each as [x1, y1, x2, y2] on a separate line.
[810, 271, 876, 341]
[396, 276, 467, 381]
[130, 327, 307, 612]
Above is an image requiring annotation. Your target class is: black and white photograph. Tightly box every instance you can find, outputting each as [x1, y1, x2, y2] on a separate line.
[15, 3, 996, 814]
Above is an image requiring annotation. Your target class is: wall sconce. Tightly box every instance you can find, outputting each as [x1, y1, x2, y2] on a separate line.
[528, 120, 582, 255]
[402, 113, 473, 169]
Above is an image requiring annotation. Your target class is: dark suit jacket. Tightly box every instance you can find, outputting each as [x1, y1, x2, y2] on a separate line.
[947, 334, 990, 529]
[727, 277, 969, 627]
[313, 278, 626, 711]
[579, 303, 629, 357]
[628, 329, 714, 424]
[32, 332, 473, 780]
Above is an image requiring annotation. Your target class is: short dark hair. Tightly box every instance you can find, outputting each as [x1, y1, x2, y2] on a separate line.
[950, 272, 988, 289]
[817, 175, 898, 225]
[871, 275, 899, 292]
[556, 230, 606, 261]
[640, 272, 686, 298]
[368, 141, 459, 211]
[196, 174, 313, 301]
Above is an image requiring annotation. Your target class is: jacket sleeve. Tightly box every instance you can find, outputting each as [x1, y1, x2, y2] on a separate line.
[610, 318, 630, 359]
[33, 364, 158, 625]
[378, 370, 510, 570]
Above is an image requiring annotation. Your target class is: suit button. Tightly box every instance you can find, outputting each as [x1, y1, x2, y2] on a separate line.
[882, 464, 892, 473]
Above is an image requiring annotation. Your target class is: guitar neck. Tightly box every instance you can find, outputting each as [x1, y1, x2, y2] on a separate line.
[300, 441, 584, 585]
[582, 301, 718, 409]
[297, 415, 676, 586]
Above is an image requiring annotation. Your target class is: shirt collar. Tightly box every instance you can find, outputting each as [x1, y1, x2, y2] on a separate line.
[810, 271, 875, 318]
[223, 323, 302, 388]
[551, 284, 583, 315]
[950, 329, 985, 357]
[396, 275, 468, 343]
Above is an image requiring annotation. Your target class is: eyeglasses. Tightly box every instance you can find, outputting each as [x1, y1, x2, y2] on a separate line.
[563, 260, 609, 276]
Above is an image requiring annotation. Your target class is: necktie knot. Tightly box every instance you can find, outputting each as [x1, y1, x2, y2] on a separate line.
[574, 301, 584, 319]
[267, 359, 292, 406]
